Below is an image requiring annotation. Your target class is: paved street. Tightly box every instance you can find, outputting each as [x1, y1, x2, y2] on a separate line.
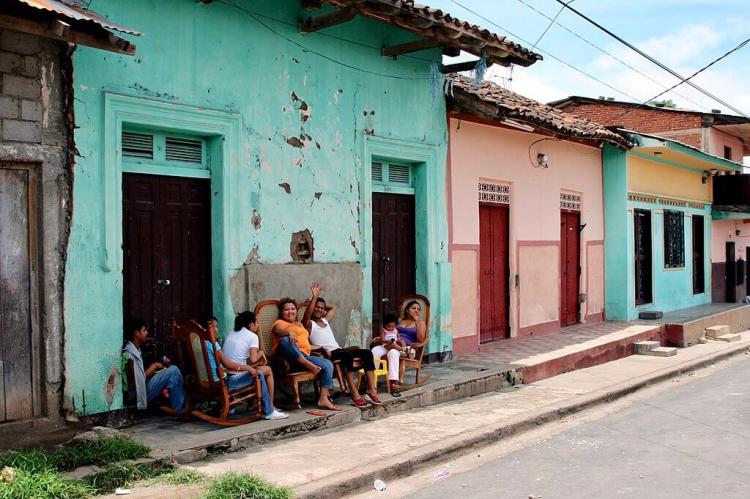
[405, 355, 750, 499]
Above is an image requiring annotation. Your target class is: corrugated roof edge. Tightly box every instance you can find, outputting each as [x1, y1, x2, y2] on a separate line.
[16, 0, 141, 35]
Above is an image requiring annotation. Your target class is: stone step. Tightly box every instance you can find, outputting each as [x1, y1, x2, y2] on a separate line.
[644, 346, 678, 357]
[714, 333, 741, 343]
[634, 341, 660, 354]
[705, 325, 730, 339]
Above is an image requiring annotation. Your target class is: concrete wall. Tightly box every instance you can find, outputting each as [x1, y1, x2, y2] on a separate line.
[0, 30, 70, 420]
[67, 0, 450, 414]
[449, 119, 605, 353]
[710, 219, 749, 303]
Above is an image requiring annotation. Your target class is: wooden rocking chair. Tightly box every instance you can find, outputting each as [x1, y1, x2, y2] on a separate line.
[254, 300, 319, 409]
[171, 320, 263, 426]
[397, 294, 431, 385]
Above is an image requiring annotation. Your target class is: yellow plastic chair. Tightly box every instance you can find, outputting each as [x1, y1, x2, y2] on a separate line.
[357, 358, 390, 394]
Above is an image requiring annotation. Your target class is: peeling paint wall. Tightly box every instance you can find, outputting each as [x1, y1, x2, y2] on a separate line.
[67, 0, 450, 414]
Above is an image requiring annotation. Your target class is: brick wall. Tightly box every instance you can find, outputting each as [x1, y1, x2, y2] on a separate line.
[0, 29, 71, 422]
[557, 101, 703, 134]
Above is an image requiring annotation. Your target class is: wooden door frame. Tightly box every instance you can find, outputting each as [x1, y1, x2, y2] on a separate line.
[559, 209, 581, 327]
[478, 202, 510, 342]
[0, 161, 42, 419]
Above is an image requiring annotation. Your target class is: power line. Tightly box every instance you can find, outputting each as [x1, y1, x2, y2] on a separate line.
[554, 0, 748, 117]
[446, 0, 643, 102]
[514, 0, 707, 111]
[531, 0, 573, 49]
[610, 37, 750, 122]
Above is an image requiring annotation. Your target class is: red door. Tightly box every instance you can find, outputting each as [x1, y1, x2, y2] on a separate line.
[479, 204, 509, 342]
[371, 193, 416, 334]
[123, 173, 213, 358]
[560, 211, 580, 326]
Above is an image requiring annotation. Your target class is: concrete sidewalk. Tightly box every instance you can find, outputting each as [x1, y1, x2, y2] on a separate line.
[183, 332, 750, 498]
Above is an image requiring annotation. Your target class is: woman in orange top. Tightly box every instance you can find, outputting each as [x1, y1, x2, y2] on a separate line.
[272, 293, 340, 411]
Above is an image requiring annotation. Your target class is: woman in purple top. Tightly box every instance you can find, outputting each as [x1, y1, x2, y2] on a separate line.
[397, 300, 427, 346]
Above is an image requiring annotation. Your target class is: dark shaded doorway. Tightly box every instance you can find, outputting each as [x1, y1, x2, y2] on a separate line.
[726, 241, 736, 302]
[634, 209, 652, 305]
[123, 173, 212, 357]
[371, 192, 415, 334]
[692, 215, 705, 295]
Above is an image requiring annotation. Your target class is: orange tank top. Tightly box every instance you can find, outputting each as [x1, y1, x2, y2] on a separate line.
[272, 319, 312, 356]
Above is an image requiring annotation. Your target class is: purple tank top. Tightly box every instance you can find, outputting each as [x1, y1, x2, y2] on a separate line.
[397, 324, 418, 345]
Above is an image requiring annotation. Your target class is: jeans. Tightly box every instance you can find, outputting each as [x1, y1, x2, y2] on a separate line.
[276, 336, 334, 388]
[147, 365, 185, 412]
[225, 371, 274, 416]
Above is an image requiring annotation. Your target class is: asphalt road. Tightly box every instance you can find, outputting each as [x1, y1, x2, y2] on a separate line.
[407, 355, 750, 499]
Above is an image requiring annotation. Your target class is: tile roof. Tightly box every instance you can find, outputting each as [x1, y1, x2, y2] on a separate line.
[449, 75, 632, 148]
[319, 0, 541, 67]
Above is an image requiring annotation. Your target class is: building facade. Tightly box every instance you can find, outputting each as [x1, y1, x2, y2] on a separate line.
[446, 78, 629, 354]
[65, 0, 538, 416]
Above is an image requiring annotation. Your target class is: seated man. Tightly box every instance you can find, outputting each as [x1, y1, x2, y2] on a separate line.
[122, 318, 185, 412]
[306, 283, 383, 407]
[205, 318, 288, 421]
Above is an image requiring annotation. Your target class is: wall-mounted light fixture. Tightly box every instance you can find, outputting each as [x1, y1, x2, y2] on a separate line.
[536, 153, 549, 168]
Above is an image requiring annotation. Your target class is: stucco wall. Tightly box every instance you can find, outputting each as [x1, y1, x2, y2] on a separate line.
[707, 128, 745, 163]
[448, 119, 605, 348]
[628, 155, 711, 202]
[67, 0, 449, 414]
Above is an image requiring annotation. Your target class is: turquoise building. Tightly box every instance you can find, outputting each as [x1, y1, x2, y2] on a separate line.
[603, 131, 741, 327]
[65, 0, 538, 415]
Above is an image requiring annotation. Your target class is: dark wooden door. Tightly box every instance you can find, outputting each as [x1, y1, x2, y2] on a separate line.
[726, 241, 736, 302]
[371, 193, 415, 334]
[745, 247, 750, 297]
[123, 174, 212, 355]
[692, 215, 705, 295]
[560, 211, 581, 326]
[479, 204, 509, 342]
[0, 164, 38, 421]
[634, 209, 653, 305]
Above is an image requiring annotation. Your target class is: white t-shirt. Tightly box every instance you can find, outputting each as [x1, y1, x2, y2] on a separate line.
[309, 318, 340, 350]
[222, 327, 259, 365]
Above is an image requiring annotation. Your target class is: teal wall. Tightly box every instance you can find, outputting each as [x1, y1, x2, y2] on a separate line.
[66, 0, 450, 414]
[603, 145, 712, 321]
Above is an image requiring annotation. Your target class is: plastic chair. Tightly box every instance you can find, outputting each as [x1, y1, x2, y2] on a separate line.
[357, 358, 390, 394]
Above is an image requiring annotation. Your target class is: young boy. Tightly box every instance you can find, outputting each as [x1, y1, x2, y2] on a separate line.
[380, 312, 407, 353]
[122, 319, 185, 412]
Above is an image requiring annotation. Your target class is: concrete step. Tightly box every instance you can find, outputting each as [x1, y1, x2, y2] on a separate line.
[634, 341, 660, 354]
[714, 333, 741, 343]
[705, 325, 730, 339]
[643, 346, 678, 357]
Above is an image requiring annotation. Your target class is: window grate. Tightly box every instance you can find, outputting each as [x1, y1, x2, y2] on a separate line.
[122, 132, 153, 159]
[664, 210, 685, 268]
[372, 162, 383, 183]
[389, 164, 410, 184]
[165, 137, 203, 163]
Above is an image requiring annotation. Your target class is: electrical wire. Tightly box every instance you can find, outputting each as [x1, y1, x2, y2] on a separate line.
[446, 0, 643, 102]
[610, 37, 750, 122]
[531, 0, 573, 50]
[514, 0, 707, 111]
[554, 0, 748, 117]
[217, 0, 436, 80]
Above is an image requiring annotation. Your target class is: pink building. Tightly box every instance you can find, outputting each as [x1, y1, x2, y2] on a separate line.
[447, 78, 630, 354]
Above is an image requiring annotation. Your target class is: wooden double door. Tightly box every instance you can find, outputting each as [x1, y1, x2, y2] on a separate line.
[479, 204, 510, 342]
[560, 211, 581, 327]
[123, 174, 213, 355]
[371, 193, 415, 334]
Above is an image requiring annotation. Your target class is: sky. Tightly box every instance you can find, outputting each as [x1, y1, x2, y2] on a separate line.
[427, 0, 750, 116]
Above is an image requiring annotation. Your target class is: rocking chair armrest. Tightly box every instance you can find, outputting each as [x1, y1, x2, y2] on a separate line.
[410, 341, 428, 349]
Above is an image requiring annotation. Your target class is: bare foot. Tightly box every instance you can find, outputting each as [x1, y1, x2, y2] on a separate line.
[318, 400, 342, 411]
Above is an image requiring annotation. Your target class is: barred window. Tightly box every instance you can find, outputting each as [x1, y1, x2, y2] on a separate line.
[663, 210, 685, 268]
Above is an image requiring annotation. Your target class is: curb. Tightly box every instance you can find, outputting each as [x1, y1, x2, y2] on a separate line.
[294, 342, 750, 499]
